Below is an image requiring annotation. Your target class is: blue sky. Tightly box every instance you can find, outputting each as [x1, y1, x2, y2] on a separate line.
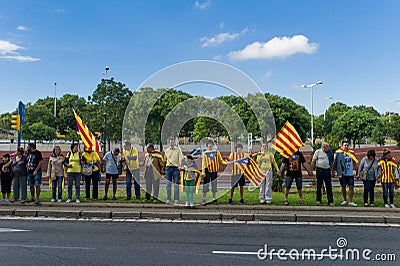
[1, 0, 400, 115]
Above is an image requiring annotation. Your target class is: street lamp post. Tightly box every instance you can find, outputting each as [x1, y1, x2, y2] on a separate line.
[301, 81, 323, 146]
[323, 96, 333, 121]
[102, 66, 109, 153]
[53, 82, 57, 147]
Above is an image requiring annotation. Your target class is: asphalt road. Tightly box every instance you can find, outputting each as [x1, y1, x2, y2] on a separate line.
[0, 219, 398, 265]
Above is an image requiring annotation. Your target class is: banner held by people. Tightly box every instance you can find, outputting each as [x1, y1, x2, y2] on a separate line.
[73, 109, 100, 152]
[233, 157, 265, 187]
[271, 121, 305, 158]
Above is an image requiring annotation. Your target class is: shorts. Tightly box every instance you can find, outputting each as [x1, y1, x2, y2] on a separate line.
[203, 169, 218, 193]
[1, 177, 12, 193]
[285, 176, 302, 190]
[231, 174, 245, 187]
[28, 171, 42, 186]
[106, 173, 119, 180]
[339, 175, 354, 188]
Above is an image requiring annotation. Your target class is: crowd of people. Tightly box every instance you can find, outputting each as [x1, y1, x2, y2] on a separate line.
[0, 139, 399, 208]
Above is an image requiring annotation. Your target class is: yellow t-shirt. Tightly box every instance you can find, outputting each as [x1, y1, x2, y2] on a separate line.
[256, 152, 279, 172]
[67, 152, 81, 173]
[81, 151, 101, 172]
[122, 147, 139, 170]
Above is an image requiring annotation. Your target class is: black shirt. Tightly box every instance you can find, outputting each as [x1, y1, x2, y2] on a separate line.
[282, 151, 306, 178]
[27, 150, 43, 173]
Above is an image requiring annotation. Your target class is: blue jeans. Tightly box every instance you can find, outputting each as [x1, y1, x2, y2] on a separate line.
[166, 167, 180, 201]
[382, 182, 395, 205]
[363, 179, 375, 204]
[52, 176, 63, 200]
[126, 169, 140, 199]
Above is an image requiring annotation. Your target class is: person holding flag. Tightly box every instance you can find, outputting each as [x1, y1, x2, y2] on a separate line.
[377, 148, 399, 208]
[226, 143, 248, 205]
[255, 143, 279, 204]
[333, 141, 359, 207]
[201, 139, 227, 205]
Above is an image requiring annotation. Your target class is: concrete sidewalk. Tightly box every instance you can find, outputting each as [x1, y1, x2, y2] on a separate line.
[1, 202, 400, 224]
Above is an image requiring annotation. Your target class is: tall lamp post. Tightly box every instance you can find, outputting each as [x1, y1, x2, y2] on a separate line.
[53, 82, 57, 147]
[301, 81, 323, 146]
[102, 66, 109, 153]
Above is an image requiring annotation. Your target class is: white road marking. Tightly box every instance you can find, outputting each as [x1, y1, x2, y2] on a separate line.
[1, 216, 400, 227]
[0, 228, 30, 233]
[0, 244, 94, 250]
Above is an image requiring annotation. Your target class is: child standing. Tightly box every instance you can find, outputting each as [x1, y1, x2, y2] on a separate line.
[182, 155, 199, 207]
[0, 154, 13, 202]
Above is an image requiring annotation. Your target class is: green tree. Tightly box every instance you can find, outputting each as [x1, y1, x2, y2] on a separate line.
[23, 122, 56, 141]
[324, 102, 350, 136]
[91, 78, 133, 149]
[331, 109, 378, 148]
[193, 117, 208, 142]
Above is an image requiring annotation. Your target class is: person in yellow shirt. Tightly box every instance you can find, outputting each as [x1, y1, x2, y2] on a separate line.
[164, 137, 184, 204]
[226, 144, 248, 205]
[256, 143, 279, 204]
[64, 143, 82, 203]
[81, 148, 101, 201]
[122, 141, 140, 200]
[201, 139, 227, 205]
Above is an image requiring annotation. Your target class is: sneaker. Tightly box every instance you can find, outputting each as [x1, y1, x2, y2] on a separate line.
[4, 199, 10, 203]
[76, 199, 80, 203]
[364, 203, 368, 207]
[166, 199, 171, 204]
[266, 200, 271, 204]
[348, 202, 357, 207]
[202, 199, 207, 206]
[341, 201, 348, 206]
[112, 197, 117, 200]
[51, 199, 56, 202]
[103, 196, 108, 200]
[228, 198, 233, 205]
[34, 199, 40, 205]
[28, 198, 35, 203]
[385, 204, 390, 208]
[316, 201, 321, 206]
[260, 200, 265, 204]
[390, 204, 396, 208]
[329, 203, 335, 207]
[239, 199, 244, 205]
[66, 199, 72, 203]
[370, 203, 374, 207]
[174, 200, 179, 205]
[185, 201, 189, 207]
[190, 202, 194, 208]
[57, 199, 62, 203]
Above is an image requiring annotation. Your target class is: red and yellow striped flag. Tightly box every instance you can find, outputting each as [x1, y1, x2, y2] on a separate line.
[73, 109, 100, 152]
[233, 157, 266, 187]
[271, 121, 304, 158]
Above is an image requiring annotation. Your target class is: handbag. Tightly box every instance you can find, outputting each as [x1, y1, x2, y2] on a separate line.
[361, 158, 374, 181]
[112, 154, 123, 175]
[82, 152, 94, 176]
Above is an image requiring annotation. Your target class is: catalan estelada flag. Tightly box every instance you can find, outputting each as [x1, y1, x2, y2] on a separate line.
[271, 121, 305, 158]
[73, 109, 100, 152]
[233, 157, 266, 187]
[335, 148, 359, 164]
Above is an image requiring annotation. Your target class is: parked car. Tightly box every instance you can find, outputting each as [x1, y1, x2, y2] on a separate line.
[187, 147, 208, 159]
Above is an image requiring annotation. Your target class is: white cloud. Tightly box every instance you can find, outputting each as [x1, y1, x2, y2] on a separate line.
[200, 28, 248, 47]
[261, 70, 273, 80]
[17, 25, 29, 31]
[0, 40, 21, 54]
[194, 0, 211, 10]
[0, 55, 40, 62]
[219, 22, 225, 29]
[0, 40, 40, 62]
[227, 35, 318, 61]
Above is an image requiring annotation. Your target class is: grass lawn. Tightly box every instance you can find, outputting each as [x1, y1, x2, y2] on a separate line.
[9, 185, 400, 208]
